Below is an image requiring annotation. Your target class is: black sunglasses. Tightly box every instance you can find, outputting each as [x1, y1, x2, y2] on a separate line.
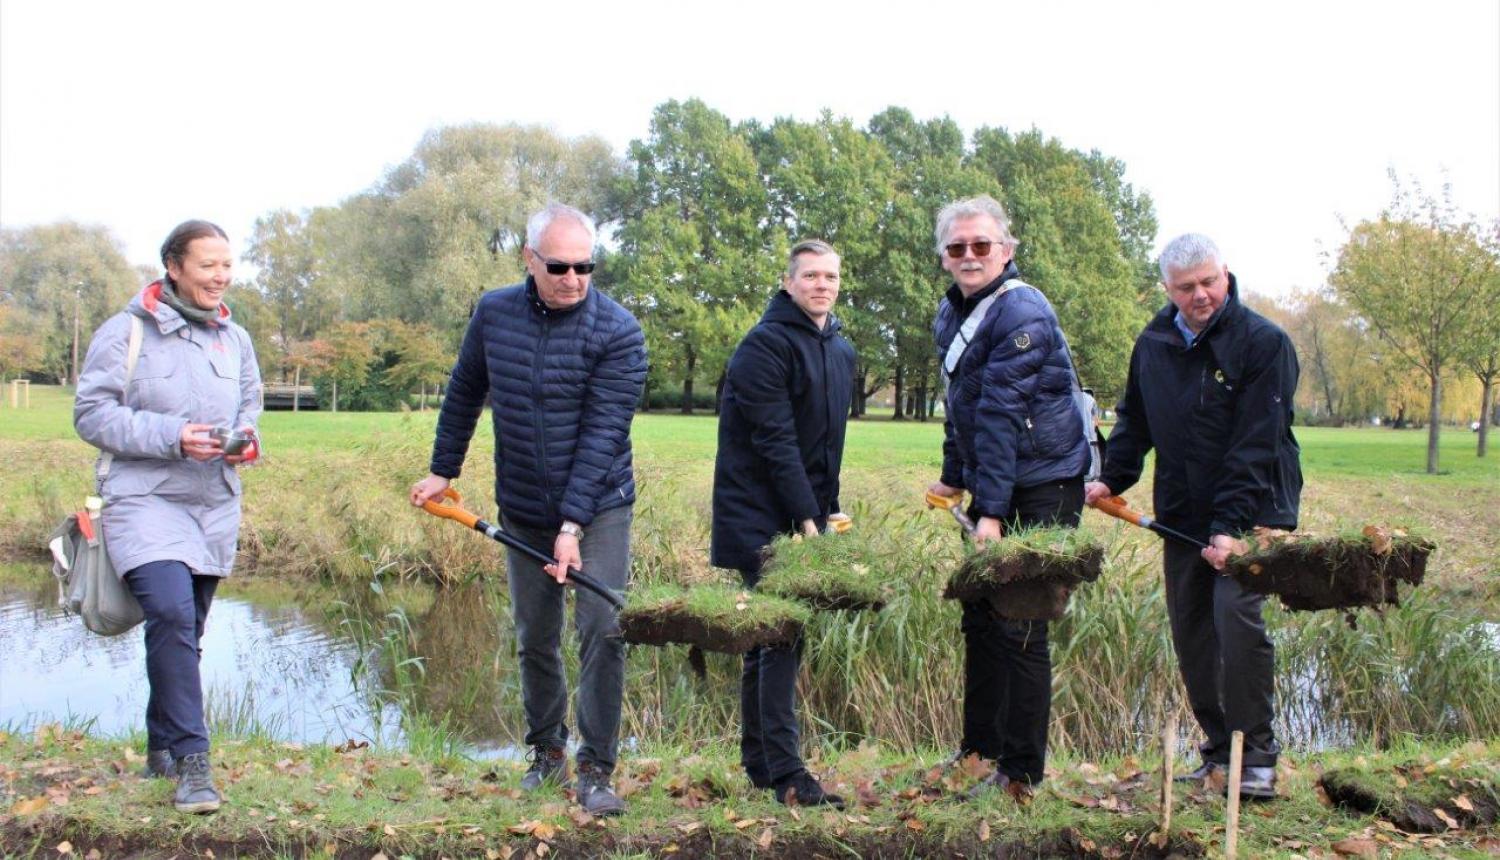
[944, 240, 998, 259]
[532, 251, 596, 276]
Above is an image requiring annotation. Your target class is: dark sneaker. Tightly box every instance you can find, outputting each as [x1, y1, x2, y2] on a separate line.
[520, 745, 569, 792]
[774, 770, 844, 809]
[576, 760, 627, 817]
[1175, 761, 1223, 783]
[1234, 766, 1277, 800]
[142, 749, 175, 779]
[966, 769, 1011, 799]
[173, 752, 221, 814]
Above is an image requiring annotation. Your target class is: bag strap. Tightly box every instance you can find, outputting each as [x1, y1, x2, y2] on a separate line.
[941, 278, 1025, 383]
[96, 313, 145, 484]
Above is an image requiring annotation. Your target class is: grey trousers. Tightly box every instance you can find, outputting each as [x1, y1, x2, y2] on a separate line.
[1163, 540, 1280, 767]
[502, 505, 631, 772]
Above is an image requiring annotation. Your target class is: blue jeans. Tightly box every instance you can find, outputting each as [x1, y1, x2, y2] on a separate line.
[502, 505, 631, 772]
[124, 560, 217, 757]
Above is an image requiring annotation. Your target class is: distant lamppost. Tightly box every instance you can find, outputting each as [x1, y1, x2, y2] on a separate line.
[71, 282, 84, 386]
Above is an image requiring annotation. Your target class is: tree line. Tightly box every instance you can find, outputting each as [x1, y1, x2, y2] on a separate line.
[1, 101, 1495, 469]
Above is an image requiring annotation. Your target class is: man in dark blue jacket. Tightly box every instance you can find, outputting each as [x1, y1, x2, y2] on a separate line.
[927, 196, 1089, 797]
[711, 239, 856, 809]
[1085, 233, 1301, 800]
[411, 203, 647, 816]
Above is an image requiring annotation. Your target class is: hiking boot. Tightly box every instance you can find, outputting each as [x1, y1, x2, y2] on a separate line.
[142, 749, 175, 779]
[576, 760, 627, 817]
[966, 769, 1011, 799]
[1233, 766, 1278, 800]
[172, 752, 221, 814]
[1175, 761, 1223, 783]
[774, 770, 844, 809]
[745, 767, 774, 790]
[520, 745, 569, 792]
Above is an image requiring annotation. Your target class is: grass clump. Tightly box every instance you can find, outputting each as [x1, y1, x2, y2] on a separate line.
[1226, 524, 1435, 611]
[619, 582, 811, 654]
[943, 525, 1105, 620]
[756, 532, 888, 611]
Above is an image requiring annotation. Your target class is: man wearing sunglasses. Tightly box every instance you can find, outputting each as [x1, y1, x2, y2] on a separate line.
[411, 203, 647, 817]
[927, 196, 1090, 799]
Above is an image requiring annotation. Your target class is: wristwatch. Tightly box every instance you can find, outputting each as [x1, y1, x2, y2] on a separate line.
[559, 522, 584, 540]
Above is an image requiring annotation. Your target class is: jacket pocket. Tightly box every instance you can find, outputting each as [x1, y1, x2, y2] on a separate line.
[103, 464, 172, 499]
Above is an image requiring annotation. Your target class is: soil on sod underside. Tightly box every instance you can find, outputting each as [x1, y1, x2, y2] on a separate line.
[621, 606, 802, 654]
[618, 586, 809, 654]
[1225, 532, 1434, 611]
[1320, 766, 1498, 832]
[943, 535, 1105, 621]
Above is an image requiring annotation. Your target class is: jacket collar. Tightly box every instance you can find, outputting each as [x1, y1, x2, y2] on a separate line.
[944, 261, 1021, 317]
[525, 275, 592, 318]
[762, 289, 842, 338]
[133, 280, 231, 333]
[1145, 272, 1244, 346]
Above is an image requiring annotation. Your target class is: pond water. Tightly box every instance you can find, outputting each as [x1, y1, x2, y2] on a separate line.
[0, 569, 523, 759]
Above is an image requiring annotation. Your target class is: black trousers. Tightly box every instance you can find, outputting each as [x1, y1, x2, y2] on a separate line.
[124, 560, 218, 758]
[738, 563, 806, 786]
[960, 475, 1083, 785]
[1163, 540, 1280, 767]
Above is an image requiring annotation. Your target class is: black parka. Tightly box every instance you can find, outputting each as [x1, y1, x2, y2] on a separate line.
[1099, 275, 1302, 541]
[710, 291, 856, 572]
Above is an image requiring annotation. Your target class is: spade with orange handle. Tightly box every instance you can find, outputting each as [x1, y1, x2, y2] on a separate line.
[1087, 494, 1209, 550]
[924, 489, 978, 535]
[419, 487, 625, 609]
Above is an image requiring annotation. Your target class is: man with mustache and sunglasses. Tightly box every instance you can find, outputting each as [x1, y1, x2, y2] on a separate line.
[411, 203, 647, 817]
[926, 196, 1090, 800]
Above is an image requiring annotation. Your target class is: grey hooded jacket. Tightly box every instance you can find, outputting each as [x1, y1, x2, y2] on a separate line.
[73, 281, 263, 577]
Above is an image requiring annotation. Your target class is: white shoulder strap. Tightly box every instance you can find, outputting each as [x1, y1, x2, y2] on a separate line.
[96, 314, 145, 484]
[941, 279, 1025, 382]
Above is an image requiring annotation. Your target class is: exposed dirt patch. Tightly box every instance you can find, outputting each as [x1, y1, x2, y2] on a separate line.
[1320, 766, 1499, 832]
[621, 606, 802, 654]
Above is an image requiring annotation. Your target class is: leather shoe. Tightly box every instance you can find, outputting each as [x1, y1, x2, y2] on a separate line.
[1174, 761, 1223, 783]
[774, 770, 844, 809]
[142, 749, 175, 779]
[1234, 766, 1277, 800]
[965, 769, 1010, 799]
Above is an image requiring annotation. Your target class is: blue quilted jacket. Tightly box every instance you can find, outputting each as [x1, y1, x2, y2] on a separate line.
[935, 263, 1089, 519]
[429, 278, 647, 530]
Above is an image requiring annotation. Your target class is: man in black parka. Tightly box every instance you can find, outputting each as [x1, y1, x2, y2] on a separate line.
[711, 239, 855, 809]
[1085, 233, 1302, 800]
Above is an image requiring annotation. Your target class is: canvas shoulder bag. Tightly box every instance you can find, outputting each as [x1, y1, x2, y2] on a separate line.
[47, 313, 146, 636]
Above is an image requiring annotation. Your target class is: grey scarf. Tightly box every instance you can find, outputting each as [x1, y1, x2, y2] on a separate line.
[159, 277, 220, 325]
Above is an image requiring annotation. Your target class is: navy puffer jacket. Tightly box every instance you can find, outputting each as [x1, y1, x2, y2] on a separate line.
[935, 263, 1089, 519]
[429, 278, 647, 531]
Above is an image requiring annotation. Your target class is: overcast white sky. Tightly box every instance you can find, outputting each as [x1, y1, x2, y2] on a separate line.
[2, 0, 1496, 297]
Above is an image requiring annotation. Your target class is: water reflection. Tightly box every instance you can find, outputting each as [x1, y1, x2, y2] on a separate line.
[0, 571, 524, 758]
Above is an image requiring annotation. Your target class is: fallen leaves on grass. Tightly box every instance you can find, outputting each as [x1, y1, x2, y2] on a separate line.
[1331, 836, 1378, 858]
[10, 795, 49, 815]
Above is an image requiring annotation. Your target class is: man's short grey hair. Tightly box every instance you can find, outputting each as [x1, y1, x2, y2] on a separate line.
[786, 239, 839, 278]
[526, 203, 597, 250]
[933, 195, 1018, 254]
[1157, 233, 1223, 280]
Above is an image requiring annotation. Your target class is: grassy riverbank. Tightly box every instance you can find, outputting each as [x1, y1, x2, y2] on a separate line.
[3, 727, 1496, 859]
[3, 387, 1497, 754]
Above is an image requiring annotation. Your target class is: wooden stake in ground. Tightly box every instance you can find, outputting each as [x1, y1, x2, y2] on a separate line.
[1225, 730, 1244, 860]
[1160, 711, 1177, 837]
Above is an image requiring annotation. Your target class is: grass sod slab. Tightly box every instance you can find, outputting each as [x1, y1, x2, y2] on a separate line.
[942, 525, 1106, 621]
[1319, 764, 1499, 832]
[618, 583, 811, 654]
[1225, 525, 1435, 612]
[756, 532, 888, 611]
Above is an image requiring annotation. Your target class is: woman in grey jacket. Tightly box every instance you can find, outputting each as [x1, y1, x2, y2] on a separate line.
[74, 220, 262, 814]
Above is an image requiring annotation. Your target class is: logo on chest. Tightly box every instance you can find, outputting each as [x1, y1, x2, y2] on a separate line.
[1013, 332, 1032, 351]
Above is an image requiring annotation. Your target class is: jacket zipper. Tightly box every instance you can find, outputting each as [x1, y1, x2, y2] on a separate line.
[532, 314, 555, 523]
